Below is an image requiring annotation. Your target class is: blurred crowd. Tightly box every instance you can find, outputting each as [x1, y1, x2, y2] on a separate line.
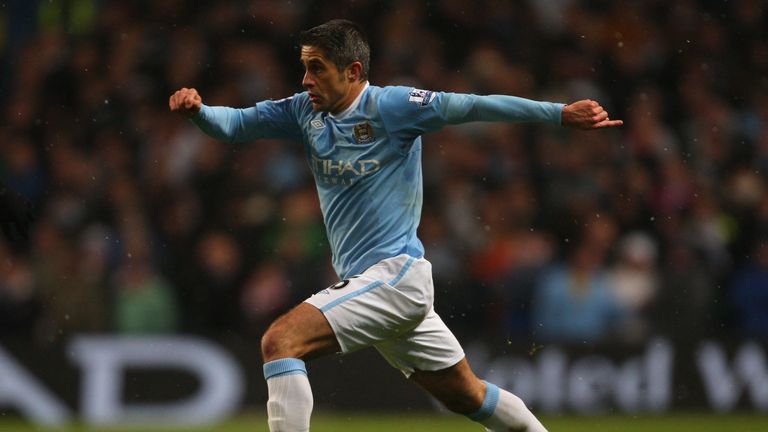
[1, 0, 767, 347]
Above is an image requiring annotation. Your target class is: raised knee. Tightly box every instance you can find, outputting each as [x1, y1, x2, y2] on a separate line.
[261, 326, 289, 362]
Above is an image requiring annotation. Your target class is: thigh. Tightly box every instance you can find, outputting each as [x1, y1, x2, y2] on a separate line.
[262, 302, 340, 362]
[374, 307, 465, 377]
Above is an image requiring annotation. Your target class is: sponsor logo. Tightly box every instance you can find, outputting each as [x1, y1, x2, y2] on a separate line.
[310, 156, 381, 178]
[408, 89, 436, 107]
[310, 119, 325, 129]
[309, 155, 381, 186]
[353, 122, 375, 143]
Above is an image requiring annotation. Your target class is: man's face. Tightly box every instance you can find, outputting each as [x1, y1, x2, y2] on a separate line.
[300, 45, 352, 113]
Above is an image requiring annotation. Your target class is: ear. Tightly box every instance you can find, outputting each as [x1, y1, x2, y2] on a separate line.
[346, 62, 363, 82]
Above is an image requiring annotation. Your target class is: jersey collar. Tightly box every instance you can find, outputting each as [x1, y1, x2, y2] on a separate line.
[329, 81, 370, 120]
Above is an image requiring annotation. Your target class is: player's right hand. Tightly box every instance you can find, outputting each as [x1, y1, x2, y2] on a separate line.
[169, 87, 203, 118]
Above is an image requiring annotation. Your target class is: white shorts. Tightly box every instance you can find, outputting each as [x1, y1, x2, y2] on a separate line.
[304, 254, 465, 377]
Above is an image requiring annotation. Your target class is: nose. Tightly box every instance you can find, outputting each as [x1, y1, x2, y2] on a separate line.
[302, 71, 314, 88]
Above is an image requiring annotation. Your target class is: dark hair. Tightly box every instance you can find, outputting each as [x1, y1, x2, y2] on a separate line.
[299, 19, 370, 81]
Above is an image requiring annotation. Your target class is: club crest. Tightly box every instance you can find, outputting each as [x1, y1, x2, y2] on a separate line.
[353, 122, 374, 144]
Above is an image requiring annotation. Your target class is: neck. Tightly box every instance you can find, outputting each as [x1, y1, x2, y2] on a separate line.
[330, 80, 367, 115]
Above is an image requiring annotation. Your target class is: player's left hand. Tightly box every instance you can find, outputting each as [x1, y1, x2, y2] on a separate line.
[561, 99, 623, 130]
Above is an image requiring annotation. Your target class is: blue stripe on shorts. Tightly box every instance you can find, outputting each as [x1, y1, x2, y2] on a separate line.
[320, 257, 415, 312]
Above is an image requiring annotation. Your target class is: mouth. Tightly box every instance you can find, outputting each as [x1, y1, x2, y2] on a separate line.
[308, 93, 321, 103]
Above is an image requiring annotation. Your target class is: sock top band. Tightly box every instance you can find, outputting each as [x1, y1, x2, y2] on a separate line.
[263, 358, 307, 380]
[467, 381, 500, 421]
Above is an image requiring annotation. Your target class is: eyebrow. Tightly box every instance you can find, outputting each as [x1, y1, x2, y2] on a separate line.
[301, 58, 325, 67]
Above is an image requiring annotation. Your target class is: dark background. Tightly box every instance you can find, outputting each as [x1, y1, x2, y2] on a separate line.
[1, 0, 767, 352]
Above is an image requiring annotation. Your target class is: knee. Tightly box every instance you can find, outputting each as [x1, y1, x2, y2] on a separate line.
[261, 325, 290, 362]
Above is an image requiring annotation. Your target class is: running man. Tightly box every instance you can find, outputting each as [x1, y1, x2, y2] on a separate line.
[170, 19, 622, 432]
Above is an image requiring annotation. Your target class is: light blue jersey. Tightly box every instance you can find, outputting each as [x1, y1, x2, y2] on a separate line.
[192, 84, 564, 278]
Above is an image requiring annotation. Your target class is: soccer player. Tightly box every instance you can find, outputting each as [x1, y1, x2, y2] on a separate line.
[170, 19, 622, 432]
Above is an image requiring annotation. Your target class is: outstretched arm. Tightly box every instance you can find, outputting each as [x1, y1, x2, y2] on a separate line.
[440, 93, 565, 125]
[440, 93, 622, 129]
[169, 87, 257, 143]
[169, 88, 302, 143]
[378, 87, 624, 142]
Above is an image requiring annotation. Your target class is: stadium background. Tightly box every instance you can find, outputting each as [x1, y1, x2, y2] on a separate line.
[1, 0, 767, 429]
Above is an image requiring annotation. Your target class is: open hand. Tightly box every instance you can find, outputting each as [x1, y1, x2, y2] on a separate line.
[561, 100, 623, 130]
[169, 87, 202, 118]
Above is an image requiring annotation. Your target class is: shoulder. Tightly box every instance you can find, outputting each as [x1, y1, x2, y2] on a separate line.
[292, 92, 313, 116]
[372, 85, 439, 112]
[374, 85, 428, 102]
[278, 91, 311, 110]
[262, 92, 313, 119]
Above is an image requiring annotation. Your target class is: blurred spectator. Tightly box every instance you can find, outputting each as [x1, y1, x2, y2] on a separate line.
[195, 230, 245, 334]
[112, 258, 179, 334]
[532, 241, 626, 344]
[728, 242, 768, 339]
[0, 243, 39, 338]
[653, 242, 715, 338]
[240, 260, 292, 334]
[609, 231, 660, 343]
[33, 221, 108, 342]
[2, 135, 46, 205]
[0, 0, 765, 344]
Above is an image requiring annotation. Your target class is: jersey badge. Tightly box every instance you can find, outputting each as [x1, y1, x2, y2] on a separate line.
[408, 89, 436, 107]
[353, 122, 375, 144]
[310, 119, 325, 129]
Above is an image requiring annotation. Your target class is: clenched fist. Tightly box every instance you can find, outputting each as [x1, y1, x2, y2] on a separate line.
[169, 87, 203, 118]
[561, 99, 623, 130]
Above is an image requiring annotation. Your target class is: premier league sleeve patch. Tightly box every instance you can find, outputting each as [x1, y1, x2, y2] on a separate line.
[408, 88, 437, 107]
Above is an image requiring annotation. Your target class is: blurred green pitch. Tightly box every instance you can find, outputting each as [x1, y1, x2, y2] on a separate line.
[1, 413, 767, 431]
